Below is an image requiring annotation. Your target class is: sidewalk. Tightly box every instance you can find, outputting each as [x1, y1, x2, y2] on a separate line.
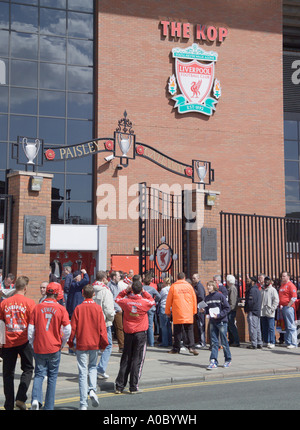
[1, 341, 300, 406]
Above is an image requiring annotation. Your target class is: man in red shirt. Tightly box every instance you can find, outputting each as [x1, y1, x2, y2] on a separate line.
[68, 284, 108, 410]
[114, 280, 155, 394]
[278, 271, 298, 348]
[28, 283, 71, 410]
[0, 275, 35, 410]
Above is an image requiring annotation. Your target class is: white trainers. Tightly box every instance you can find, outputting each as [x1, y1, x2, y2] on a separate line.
[31, 400, 39, 410]
[89, 390, 99, 407]
[97, 372, 109, 379]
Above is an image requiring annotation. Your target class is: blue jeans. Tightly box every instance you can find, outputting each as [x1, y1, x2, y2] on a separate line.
[159, 312, 172, 346]
[261, 316, 275, 345]
[147, 310, 155, 346]
[209, 321, 231, 364]
[76, 349, 98, 409]
[31, 350, 61, 410]
[282, 306, 297, 346]
[97, 326, 112, 374]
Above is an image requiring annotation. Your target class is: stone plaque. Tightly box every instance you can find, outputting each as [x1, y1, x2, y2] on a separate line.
[23, 215, 46, 254]
[201, 227, 217, 261]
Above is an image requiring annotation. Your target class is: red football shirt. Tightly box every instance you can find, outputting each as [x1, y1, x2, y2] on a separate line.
[0, 293, 36, 348]
[29, 299, 70, 354]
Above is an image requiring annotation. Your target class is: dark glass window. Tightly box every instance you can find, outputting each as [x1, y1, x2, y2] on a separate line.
[39, 90, 66, 117]
[0, 1, 94, 226]
[68, 12, 93, 38]
[40, 8, 66, 36]
[0, 3, 9, 30]
[10, 87, 38, 115]
[11, 4, 38, 33]
[11, 32, 38, 60]
[40, 36, 66, 62]
[11, 60, 38, 87]
[40, 63, 65, 90]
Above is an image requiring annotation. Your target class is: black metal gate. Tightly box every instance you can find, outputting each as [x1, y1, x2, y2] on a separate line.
[220, 211, 300, 294]
[0, 194, 13, 278]
[139, 183, 187, 282]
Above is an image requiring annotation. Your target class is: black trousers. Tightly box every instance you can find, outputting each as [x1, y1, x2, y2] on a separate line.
[173, 323, 195, 352]
[115, 331, 147, 392]
[2, 341, 34, 410]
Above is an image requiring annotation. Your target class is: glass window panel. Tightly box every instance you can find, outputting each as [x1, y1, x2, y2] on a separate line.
[67, 39, 93, 66]
[0, 115, 8, 141]
[68, 66, 93, 92]
[286, 181, 300, 201]
[11, 5, 38, 33]
[68, 0, 94, 12]
[39, 117, 65, 145]
[41, 156, 65, 173]
[40, 0, 66, 9]
[285, 160, 299, 181]
[51, 200, 64, 224]
[39, 90, 65, 117]
[10, 88, 37, 115]
[11, 60, 38, 87]
[0, 31, 9, 56]
[67, 119, 92, 145]
[51, 173, 65, 200]
[40, 8, 66, 36]
[284, 120, 298, 140]
[40, 36, 66, 62]
[40, 63, 65, 90]
[67, 93, 93, 119]
[0, 3, 9, 30]
[66, 174, 92, 201]
[0, 86, 8, 112]
[68, 12, 93, 38]
[11, 32, 38, 60]
[0, 142, 7, 170]
[284, 140, 299, 160]
[65, 201, 92, 225]
[286, 202, 300, 218]
[9, 115, 37, 141]
[66, 154, 92, 174]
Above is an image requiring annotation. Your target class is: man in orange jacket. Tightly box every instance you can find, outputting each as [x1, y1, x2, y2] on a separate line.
[165, 272, 198, 355]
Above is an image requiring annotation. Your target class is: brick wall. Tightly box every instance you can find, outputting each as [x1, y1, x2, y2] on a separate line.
[95, 0, 284, 271]
[7, 171, 53, 302]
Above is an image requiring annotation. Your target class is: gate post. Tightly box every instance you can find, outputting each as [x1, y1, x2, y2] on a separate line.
[7, 170, 53, 302]
[184, 188, 221, 286]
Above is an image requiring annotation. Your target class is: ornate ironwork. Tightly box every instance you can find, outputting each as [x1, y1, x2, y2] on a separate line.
[116, 111, 134, 135]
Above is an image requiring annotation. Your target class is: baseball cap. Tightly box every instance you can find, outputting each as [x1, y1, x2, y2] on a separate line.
[73, 270, 81, 278]
[46, 282, 60, 295]
[250, 276, 258, 283]
[264, 276, 271, 281]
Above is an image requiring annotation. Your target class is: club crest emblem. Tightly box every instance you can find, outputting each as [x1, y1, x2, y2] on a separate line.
[169, 44, 221, 116]
[155, 243, 173, 272]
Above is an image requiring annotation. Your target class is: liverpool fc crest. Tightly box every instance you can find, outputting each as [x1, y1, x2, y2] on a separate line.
[168, 44, 221, 116]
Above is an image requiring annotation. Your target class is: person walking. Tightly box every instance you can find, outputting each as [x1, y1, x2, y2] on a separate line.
[261, 276, 279, 348]
[278, 271, 298, 348]
[165, 272, 198, 355]
[158, 277, 172, 347]
[226, 275, 240, 347]
[108, 271, 124, 353]
[66, 269, 89, 318]
[68, 284, 109, 410]
[92, 270, 115, 379]
[0, 276, 35, 410]
[202, 281, 232, 370]
[142, 274, 161, 347]
[114, 280, 155, 394]
[28, 282, 71, 410]
[191, 273, 206, 347]
[244, 276, 263, 349]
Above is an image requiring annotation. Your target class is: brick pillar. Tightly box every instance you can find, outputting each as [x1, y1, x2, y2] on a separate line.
[187, 188, 221, 285]
[7, 171, 53, 302]
[186, 188, 249, 343]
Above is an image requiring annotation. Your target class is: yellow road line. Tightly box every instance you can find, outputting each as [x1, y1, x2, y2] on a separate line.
[4, 373, 300, 409]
